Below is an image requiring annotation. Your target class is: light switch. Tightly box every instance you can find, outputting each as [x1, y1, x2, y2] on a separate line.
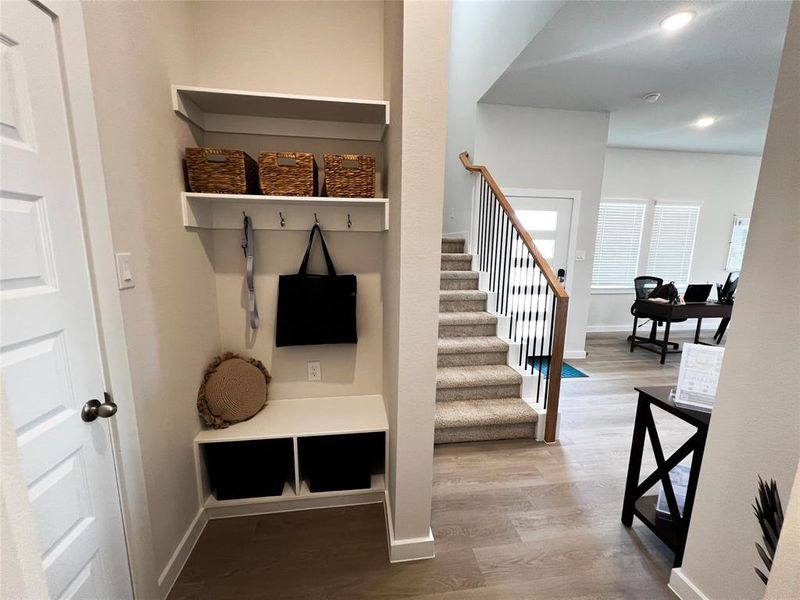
[575, 250, 587, 262]
[115, 252, 135, 289]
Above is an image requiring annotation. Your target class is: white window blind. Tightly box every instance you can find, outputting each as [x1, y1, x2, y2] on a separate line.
[725, 216, 750, 271]
[592, 202, 646, 286]
[647, 203, 700, 284]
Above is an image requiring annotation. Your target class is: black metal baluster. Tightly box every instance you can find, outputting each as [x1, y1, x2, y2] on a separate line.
[480, 180, 489, 271]
[503, 221, 514, 315]
[533, 268, 544, 399]
[518, 253, 531, 369]
[509, 235, 521, 340]
[543, 292, 557, 410]
[539, 276, 550, 408]
[498, 216, 509, 314]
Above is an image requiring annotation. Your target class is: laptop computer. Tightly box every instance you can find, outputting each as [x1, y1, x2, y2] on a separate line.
[684, 283, 712, 303]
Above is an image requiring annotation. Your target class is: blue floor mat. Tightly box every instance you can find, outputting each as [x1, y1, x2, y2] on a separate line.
[527, 357, 588, 378]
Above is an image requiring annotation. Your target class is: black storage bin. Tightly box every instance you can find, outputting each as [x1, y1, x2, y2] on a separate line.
[204, 438, 292, 500]
[300, 433, 382, 493]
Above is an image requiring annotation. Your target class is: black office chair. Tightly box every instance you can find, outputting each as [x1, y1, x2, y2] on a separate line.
[627, 276, 681, 349]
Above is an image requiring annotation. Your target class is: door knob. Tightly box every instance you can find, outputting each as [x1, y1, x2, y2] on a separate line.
[82, 392, 118, 422]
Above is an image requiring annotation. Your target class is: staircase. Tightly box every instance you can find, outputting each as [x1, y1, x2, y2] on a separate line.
[435, 237, 538, 444]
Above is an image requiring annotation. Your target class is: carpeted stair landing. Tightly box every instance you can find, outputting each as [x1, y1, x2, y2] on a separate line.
[435, 237, 537, 444]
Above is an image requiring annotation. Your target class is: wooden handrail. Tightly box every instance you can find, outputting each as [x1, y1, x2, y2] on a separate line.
[459, 152, 568, 300]
[460, 150, 568, 443]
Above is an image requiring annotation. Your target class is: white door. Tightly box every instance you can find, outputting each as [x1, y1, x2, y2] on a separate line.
[504, 193, 574, 363]
[507, 195, 573, 284]
[0, 2, 132, 598]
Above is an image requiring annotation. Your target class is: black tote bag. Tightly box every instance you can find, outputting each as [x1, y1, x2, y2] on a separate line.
[276, 225, 357, 347]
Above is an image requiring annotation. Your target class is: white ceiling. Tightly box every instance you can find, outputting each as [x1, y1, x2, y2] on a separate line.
[481, 1, 791, 156]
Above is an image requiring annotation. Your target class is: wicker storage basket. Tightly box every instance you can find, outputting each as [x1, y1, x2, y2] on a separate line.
[323, 154, 375, 198]
[185, 148, 258, 194]
[258, 152, 318, 196]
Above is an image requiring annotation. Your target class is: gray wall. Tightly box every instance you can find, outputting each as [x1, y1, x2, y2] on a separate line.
[674, 5, 799, 597]
[474, 104, 610, 357]
[443, 0, 563, 237]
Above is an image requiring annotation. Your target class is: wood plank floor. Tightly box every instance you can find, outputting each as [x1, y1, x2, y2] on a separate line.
[170, 332, 712, 599]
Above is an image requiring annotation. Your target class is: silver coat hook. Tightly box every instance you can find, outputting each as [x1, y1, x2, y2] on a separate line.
[347, 213, 352, 229]
[279, 211, 285, 227]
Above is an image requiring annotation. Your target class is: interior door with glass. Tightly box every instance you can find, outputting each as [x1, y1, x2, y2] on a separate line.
[505, 194, 573, 371]
[508, 195, 573, 285]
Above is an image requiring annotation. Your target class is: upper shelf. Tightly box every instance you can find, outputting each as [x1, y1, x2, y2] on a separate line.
[172, 85, 390, 141]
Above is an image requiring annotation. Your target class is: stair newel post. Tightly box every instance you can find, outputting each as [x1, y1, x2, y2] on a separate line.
[545, 295, 569, 442]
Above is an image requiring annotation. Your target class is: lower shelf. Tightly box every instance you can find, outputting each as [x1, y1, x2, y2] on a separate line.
[633, 494, 682, 552]
[205, 474, 386, 509]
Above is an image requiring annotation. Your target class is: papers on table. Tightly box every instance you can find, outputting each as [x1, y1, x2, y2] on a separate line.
[656, 464, 690, 520]
[674, 343, 725, 413]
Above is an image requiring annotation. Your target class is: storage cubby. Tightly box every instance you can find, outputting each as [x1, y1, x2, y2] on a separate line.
[194, 395, 389, 517]
[202, 438, 294, 501]
[298, 432, 385, 494]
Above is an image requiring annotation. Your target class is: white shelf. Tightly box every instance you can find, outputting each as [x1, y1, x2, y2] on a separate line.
[204, 481, 296, 509]
[299, 474, 385, 498]
[182, 192, 389, 232]
[172, 85, 390, 141]
[195, 394, 389, 445]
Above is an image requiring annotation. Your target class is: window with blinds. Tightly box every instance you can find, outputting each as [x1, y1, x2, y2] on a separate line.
[592, 202, 646, 286]
[646, 203, 701, 284]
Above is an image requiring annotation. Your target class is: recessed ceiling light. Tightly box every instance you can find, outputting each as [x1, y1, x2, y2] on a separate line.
[642, 92, 662, 104]
[694, 117, 716, 128]
[660, 11, 695, 31]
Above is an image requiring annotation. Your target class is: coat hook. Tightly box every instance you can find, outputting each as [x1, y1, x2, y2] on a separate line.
[347, 213, 352, 229]
[279, 211, 285, 227]
[314, 213, 319, 225]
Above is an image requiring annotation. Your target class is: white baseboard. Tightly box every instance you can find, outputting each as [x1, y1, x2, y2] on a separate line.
[157, 508, 208, 599]
[383, 492, 436, 563]
[669, 568, 709, 600]
[564, 350, 586, 359]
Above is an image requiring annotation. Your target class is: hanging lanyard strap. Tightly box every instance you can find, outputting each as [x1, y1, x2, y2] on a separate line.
[241, 214, 260, 329]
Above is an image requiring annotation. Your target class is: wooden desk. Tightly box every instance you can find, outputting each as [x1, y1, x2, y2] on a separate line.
[621, 386, 710, 567]
[631, 300, 733, 364]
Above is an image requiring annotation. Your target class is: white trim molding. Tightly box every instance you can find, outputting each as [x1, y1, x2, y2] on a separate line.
[157, 509, 208, 598]
[383, 492, 436, 563]
[669, 568, 710, 600]
[51, 3, 157, 598]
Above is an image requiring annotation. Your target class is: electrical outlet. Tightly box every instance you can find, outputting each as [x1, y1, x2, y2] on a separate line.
[307, 361, 321, 382]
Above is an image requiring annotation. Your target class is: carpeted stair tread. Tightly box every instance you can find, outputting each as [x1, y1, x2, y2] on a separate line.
[440, 271, 479, 280]
[441, 253, 472, 260]
[437, 364, 521, 389]
[435, 398, 537, 430]
[438, 312, 497, 326]
[438, 337, 508, 354]
[440, 290, 487, 302]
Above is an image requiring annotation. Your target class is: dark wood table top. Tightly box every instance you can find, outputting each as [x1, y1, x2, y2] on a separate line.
[634, 299, 733, 319]
[634, 385, 712, 427]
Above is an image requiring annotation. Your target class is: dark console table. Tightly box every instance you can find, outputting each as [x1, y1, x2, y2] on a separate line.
[621, 386, 711, 567]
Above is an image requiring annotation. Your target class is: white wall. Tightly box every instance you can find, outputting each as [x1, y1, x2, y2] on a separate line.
[588, 148, 762, 332]
[475, 104, 610, 357]
[83, 0, 390, 592]
[443, 0, 563, 236]
[672, 5, 799, 598]
[82, 2, 221, 585]
[382, 0, 450, 556]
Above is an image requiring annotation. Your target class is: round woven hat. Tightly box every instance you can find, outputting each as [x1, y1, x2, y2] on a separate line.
[197, 353, 270, 428]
